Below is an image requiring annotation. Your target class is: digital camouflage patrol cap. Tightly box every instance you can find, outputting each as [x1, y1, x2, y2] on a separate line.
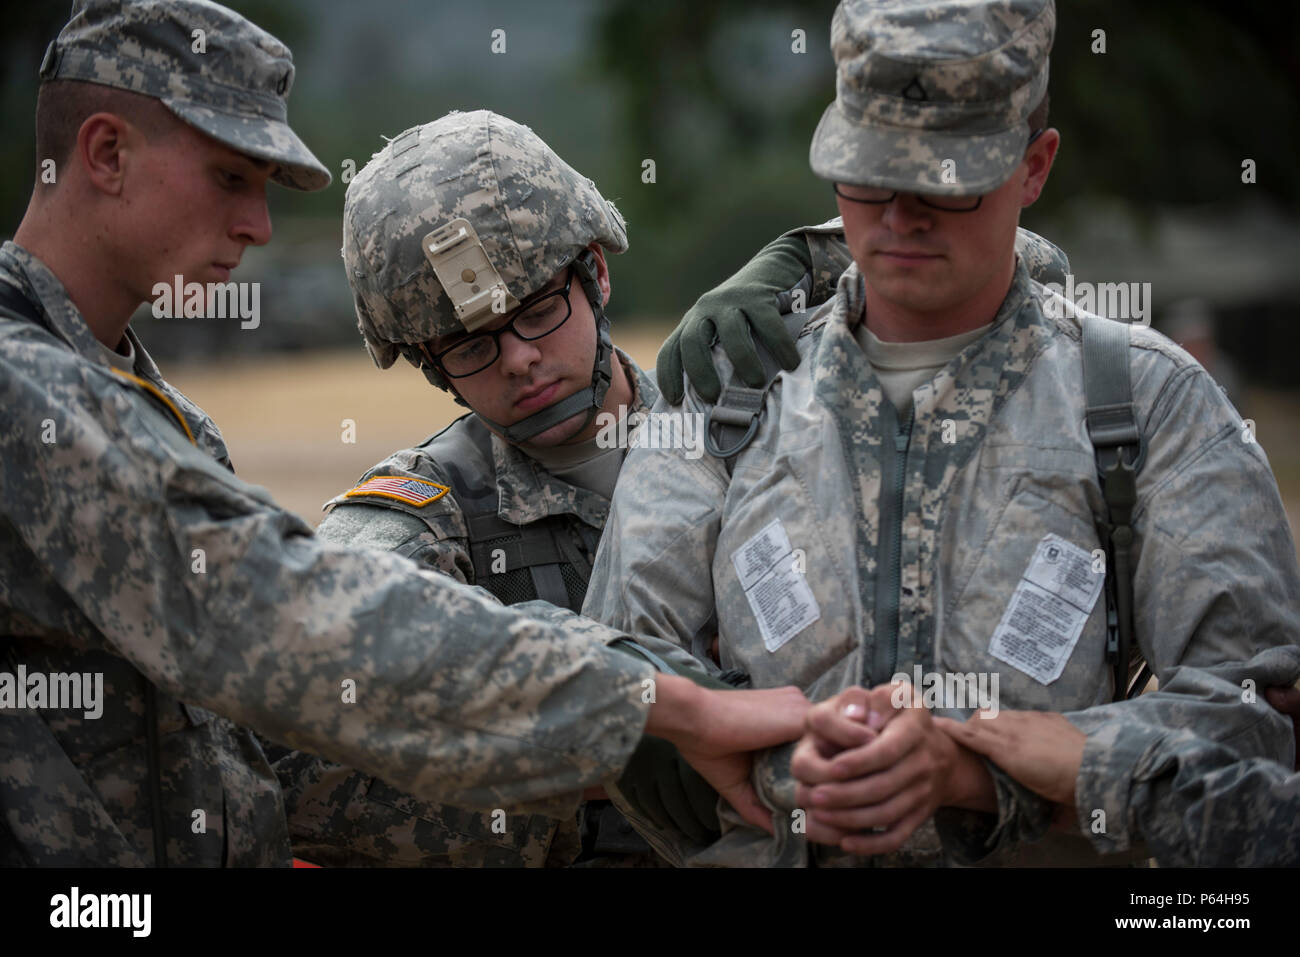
[811, 0, 1054, 195]
[40, 0, 329, 191]
[343, 109, 627, 374]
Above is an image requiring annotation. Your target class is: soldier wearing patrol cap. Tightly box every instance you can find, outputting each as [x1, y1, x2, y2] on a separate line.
[0, 0, 810, 867]
[585, 0, 1300, 868]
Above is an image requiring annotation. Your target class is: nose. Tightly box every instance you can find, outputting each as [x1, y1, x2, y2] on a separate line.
[233, 190, 273, 247]
[879, 193, 933, 235]
[496, 327, 543, 377]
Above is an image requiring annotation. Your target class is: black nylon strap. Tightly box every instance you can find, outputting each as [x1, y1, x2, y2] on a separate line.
[1081, 314, 1147, 702]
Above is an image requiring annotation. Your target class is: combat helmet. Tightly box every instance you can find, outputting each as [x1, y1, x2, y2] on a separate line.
[343, 110, 628, 442]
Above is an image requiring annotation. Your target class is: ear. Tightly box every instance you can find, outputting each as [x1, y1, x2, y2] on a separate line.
[77, 112, 135, 197]
[1019, 128, 1059, 208]
[586, 241, 611, 307]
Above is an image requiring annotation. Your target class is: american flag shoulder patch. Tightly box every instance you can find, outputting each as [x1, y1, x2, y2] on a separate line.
[343, 475, 451, 507]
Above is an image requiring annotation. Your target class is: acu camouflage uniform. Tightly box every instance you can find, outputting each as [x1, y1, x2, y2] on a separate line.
[585, 0, 1300, 867]
[587, 255, 1300, 868]
[1069, 645, 1300, 867]
[274, 351, 659, 867]
[1, 1, 657, 867]
[263, 111, 680, 867]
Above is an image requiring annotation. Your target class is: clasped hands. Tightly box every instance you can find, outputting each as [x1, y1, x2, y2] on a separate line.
[791, 680, 1005, 855]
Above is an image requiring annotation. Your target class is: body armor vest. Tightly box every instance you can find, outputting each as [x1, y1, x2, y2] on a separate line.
[422, 414, 602, 614]
[419, 414, 649, 861]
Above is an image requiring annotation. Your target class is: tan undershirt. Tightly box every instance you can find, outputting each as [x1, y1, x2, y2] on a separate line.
[526, 418, 628, 500]
[854, 320, 993, 419]
[97, 335, 136, 374]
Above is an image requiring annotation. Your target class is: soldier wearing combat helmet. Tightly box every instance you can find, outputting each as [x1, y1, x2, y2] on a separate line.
[276, 110, 810, 866]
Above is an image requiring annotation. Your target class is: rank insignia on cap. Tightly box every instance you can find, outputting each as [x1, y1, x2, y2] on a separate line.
[343, 475, 450, 507]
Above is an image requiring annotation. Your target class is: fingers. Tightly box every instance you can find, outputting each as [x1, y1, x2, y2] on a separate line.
[720, 780, 775, 835]
[839, 803, 932, 857]
[796, 752, 925, 811]
[749, 305, 802, 372]
[714, 307, 766, 388]
[807, 779, 933, 832]
[933, 714, 999, 760]
[654, 328, 685, 405]
[800, 812, 854, 847]
[822, 705, 927, 779]
[804, 687, 878, 750]
[791, 727, 871, 787]
[679, 315, 722, 403]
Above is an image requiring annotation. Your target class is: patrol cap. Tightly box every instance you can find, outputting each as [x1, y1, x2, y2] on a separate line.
[344, 109, 627, 372]
[40, 0, 329, 191]
[810, 0, 1054, 196]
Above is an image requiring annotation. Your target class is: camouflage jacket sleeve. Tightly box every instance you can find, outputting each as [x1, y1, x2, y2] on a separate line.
[583, 392, 753, 865]
[937, 340, 1300, 865]
[1067, 645, 1300, 865]
[0, 327, 655, 811]
[317, 479, 474, 585]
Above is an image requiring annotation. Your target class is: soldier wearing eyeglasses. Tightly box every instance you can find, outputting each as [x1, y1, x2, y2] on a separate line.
[266, 110, 814, 867]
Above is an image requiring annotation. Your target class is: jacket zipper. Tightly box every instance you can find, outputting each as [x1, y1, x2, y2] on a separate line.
[889, 409, 913, 676]
[869, 405, 913, 685]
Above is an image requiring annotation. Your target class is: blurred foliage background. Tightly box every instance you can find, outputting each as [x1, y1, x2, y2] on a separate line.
[2, 0, 1299, 519]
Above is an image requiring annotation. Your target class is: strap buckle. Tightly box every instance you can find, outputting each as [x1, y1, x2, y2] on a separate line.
[704, 386, 764, 458]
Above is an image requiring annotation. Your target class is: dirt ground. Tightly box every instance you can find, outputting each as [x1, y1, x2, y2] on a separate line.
[164, 328, 1300, 543]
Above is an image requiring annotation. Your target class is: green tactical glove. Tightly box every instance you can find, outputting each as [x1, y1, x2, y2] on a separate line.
[615, 734, 722, 845]
[656, 234, 813, 404]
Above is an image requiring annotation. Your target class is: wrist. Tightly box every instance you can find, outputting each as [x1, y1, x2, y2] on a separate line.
[942, 740, 997, 813]
[644, 674, 706, 749]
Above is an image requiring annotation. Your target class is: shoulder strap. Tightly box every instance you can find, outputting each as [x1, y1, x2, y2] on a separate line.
[1081, 314, 1150, 701]
[703, 274, 814, 474]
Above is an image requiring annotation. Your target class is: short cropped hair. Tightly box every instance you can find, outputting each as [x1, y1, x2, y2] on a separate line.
[35, 79, 179, 176]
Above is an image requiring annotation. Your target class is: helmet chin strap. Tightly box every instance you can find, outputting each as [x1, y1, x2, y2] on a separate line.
[473, 250, 615, 445]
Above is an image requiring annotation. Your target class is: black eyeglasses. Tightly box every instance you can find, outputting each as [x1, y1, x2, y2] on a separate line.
[431, 267, 575, 378]
[833, 182, 985, 212]
[833, 129, 1046, 213]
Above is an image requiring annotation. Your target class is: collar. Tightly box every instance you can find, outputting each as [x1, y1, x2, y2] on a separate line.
[818, 255, 1050, 430]
[492, 347, 655, 527]
[0, 241, 232, 467]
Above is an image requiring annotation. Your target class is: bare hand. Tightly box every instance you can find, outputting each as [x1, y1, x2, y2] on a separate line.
[793, 682, 982, 855]
[648, 679, 809, 834]
[934, 709, 1085, 805]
